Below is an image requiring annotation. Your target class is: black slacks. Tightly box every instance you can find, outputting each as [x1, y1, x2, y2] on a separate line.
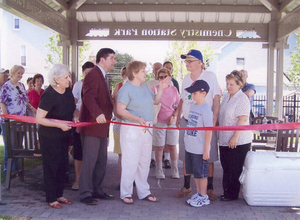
[39, 134, 69, 203]
[219, 143, 250, 199]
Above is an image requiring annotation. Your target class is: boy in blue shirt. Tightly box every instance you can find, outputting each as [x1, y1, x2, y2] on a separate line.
[184, 80, 213, 207]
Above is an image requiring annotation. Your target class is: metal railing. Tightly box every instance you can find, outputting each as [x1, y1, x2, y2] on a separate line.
[252, 92, 300, 122]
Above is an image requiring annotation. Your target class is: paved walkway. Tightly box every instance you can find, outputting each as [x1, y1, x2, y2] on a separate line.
[0, 152, 300, 220]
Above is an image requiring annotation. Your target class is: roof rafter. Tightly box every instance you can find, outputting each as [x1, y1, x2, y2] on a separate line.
[259, 0, 279, 11]
[69, 0, 87, 10]
[278, 4, 300, 39]
[279, 0, 298, 12]
[52, 0, 69, 10]
[77, 4, 269, 13]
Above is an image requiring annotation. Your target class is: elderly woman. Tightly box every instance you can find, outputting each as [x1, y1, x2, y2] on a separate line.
[218, 70, 252, 201]
[0, 65, 30, 172]
[27, 73, 44, 110]
[152, 67, 180, 180]
[36, 64, 77, 209]
[117, 61, 170, 204]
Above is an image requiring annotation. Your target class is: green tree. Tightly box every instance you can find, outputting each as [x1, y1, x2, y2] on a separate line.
[113, 52, 134, 73]
[44, 33, 62, 69]
[286, 33, 300, 91]
[166, 41, 215, 82]
[44, 32, 91, 71]
[108, 51, 134, 90]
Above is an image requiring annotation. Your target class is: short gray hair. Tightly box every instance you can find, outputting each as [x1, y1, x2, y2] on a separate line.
[48, 64, 70, 86]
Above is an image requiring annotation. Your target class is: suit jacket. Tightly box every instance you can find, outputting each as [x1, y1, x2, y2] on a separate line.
[77, 66, 113, 138]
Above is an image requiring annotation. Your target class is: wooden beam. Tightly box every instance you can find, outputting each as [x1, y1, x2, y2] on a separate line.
[69, 0, 87, 10]
[77, 4, 270, 13]
[259, 0, 279, 11]
[278, 5, 300, 39]
[279, 0, 296, 12]
[0, 0, 70, 37]
[52, 0, 69, 10]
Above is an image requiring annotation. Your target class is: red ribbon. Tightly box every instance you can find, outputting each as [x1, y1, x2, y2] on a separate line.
[1, 114, 299, 131]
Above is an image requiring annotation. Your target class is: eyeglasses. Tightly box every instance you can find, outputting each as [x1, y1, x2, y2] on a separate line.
[158, 75, 169, 80]
[184, 60, 199, 64]
[16, 86, 22, 94]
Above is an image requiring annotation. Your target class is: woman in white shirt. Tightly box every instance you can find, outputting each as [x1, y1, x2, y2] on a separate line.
[218, 70, 252, 201]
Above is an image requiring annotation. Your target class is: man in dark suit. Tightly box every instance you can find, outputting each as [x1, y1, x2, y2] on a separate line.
[78, 48, 115, 205]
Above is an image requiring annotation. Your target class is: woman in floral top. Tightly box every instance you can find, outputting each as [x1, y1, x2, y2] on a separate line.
[0, 65, 33, 172]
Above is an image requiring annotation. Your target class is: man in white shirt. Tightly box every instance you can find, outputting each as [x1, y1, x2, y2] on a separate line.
[175, 50, 221, 201]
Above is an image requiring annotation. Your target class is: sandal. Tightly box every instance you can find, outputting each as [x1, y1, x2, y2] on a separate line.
[122, 197, 134, 205]
[143, 194, 159, 202]
[57, 197, 72, 205]
[48, 201, 62, 209]
[71, 181, 79, 191]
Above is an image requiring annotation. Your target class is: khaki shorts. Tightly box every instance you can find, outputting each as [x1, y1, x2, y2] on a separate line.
[113, 133, 122, 154]
[152, 122, 179, 146]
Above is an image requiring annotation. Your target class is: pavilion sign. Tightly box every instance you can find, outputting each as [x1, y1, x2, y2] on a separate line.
[83, 26, 264, 42]
[113, 28, 233, 39]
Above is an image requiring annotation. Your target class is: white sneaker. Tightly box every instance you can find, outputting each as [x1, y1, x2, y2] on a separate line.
[171, 166, 180, 179]
[189, 195, 210, 208]
[155, 169, 165, 179]
[186, 193, 200, 205]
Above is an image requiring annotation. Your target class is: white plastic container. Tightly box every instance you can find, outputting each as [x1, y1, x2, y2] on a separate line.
[240, 151, 300, 206]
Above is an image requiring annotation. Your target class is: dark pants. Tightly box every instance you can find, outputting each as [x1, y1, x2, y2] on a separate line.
[39, 134, 69, 203]
[73, 130, 82, 161]
[79, 135, 108, 200]
[219, 143, 250, 199]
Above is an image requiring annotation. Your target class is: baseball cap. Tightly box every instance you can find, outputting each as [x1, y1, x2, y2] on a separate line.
[0, 68, 9, 74]
[180, 49, 203, 62]
[185, 80, 210, 94]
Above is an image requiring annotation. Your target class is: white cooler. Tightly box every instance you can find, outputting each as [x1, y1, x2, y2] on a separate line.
[240, 151, 300, 206]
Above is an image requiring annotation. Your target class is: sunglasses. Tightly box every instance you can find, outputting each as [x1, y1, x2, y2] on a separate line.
[158, 75, 169, 80]
[16, 86, 22, 94]
[184, 60, 199, 64]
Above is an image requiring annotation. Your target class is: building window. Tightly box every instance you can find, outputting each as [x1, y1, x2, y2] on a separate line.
[236, 57, 245, 69]
[13, 16, 20, 30]
[21, 46, 26, 66]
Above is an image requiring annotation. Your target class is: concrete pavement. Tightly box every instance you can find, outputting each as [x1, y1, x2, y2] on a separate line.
[1, 152, 300, 220]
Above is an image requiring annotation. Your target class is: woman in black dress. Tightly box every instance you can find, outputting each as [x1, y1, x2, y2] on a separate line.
[36, 64, 78, 209]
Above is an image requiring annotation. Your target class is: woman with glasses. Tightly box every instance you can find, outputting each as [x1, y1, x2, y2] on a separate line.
[0, 65, 30, 173]
[151, 67, 180, 180]
[218, 70, 252, 201]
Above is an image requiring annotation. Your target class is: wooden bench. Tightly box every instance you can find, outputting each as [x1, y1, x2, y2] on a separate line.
[4, 118, 41, 189]
[251, 116, 282, 151]
[276, 129, 300, 152]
